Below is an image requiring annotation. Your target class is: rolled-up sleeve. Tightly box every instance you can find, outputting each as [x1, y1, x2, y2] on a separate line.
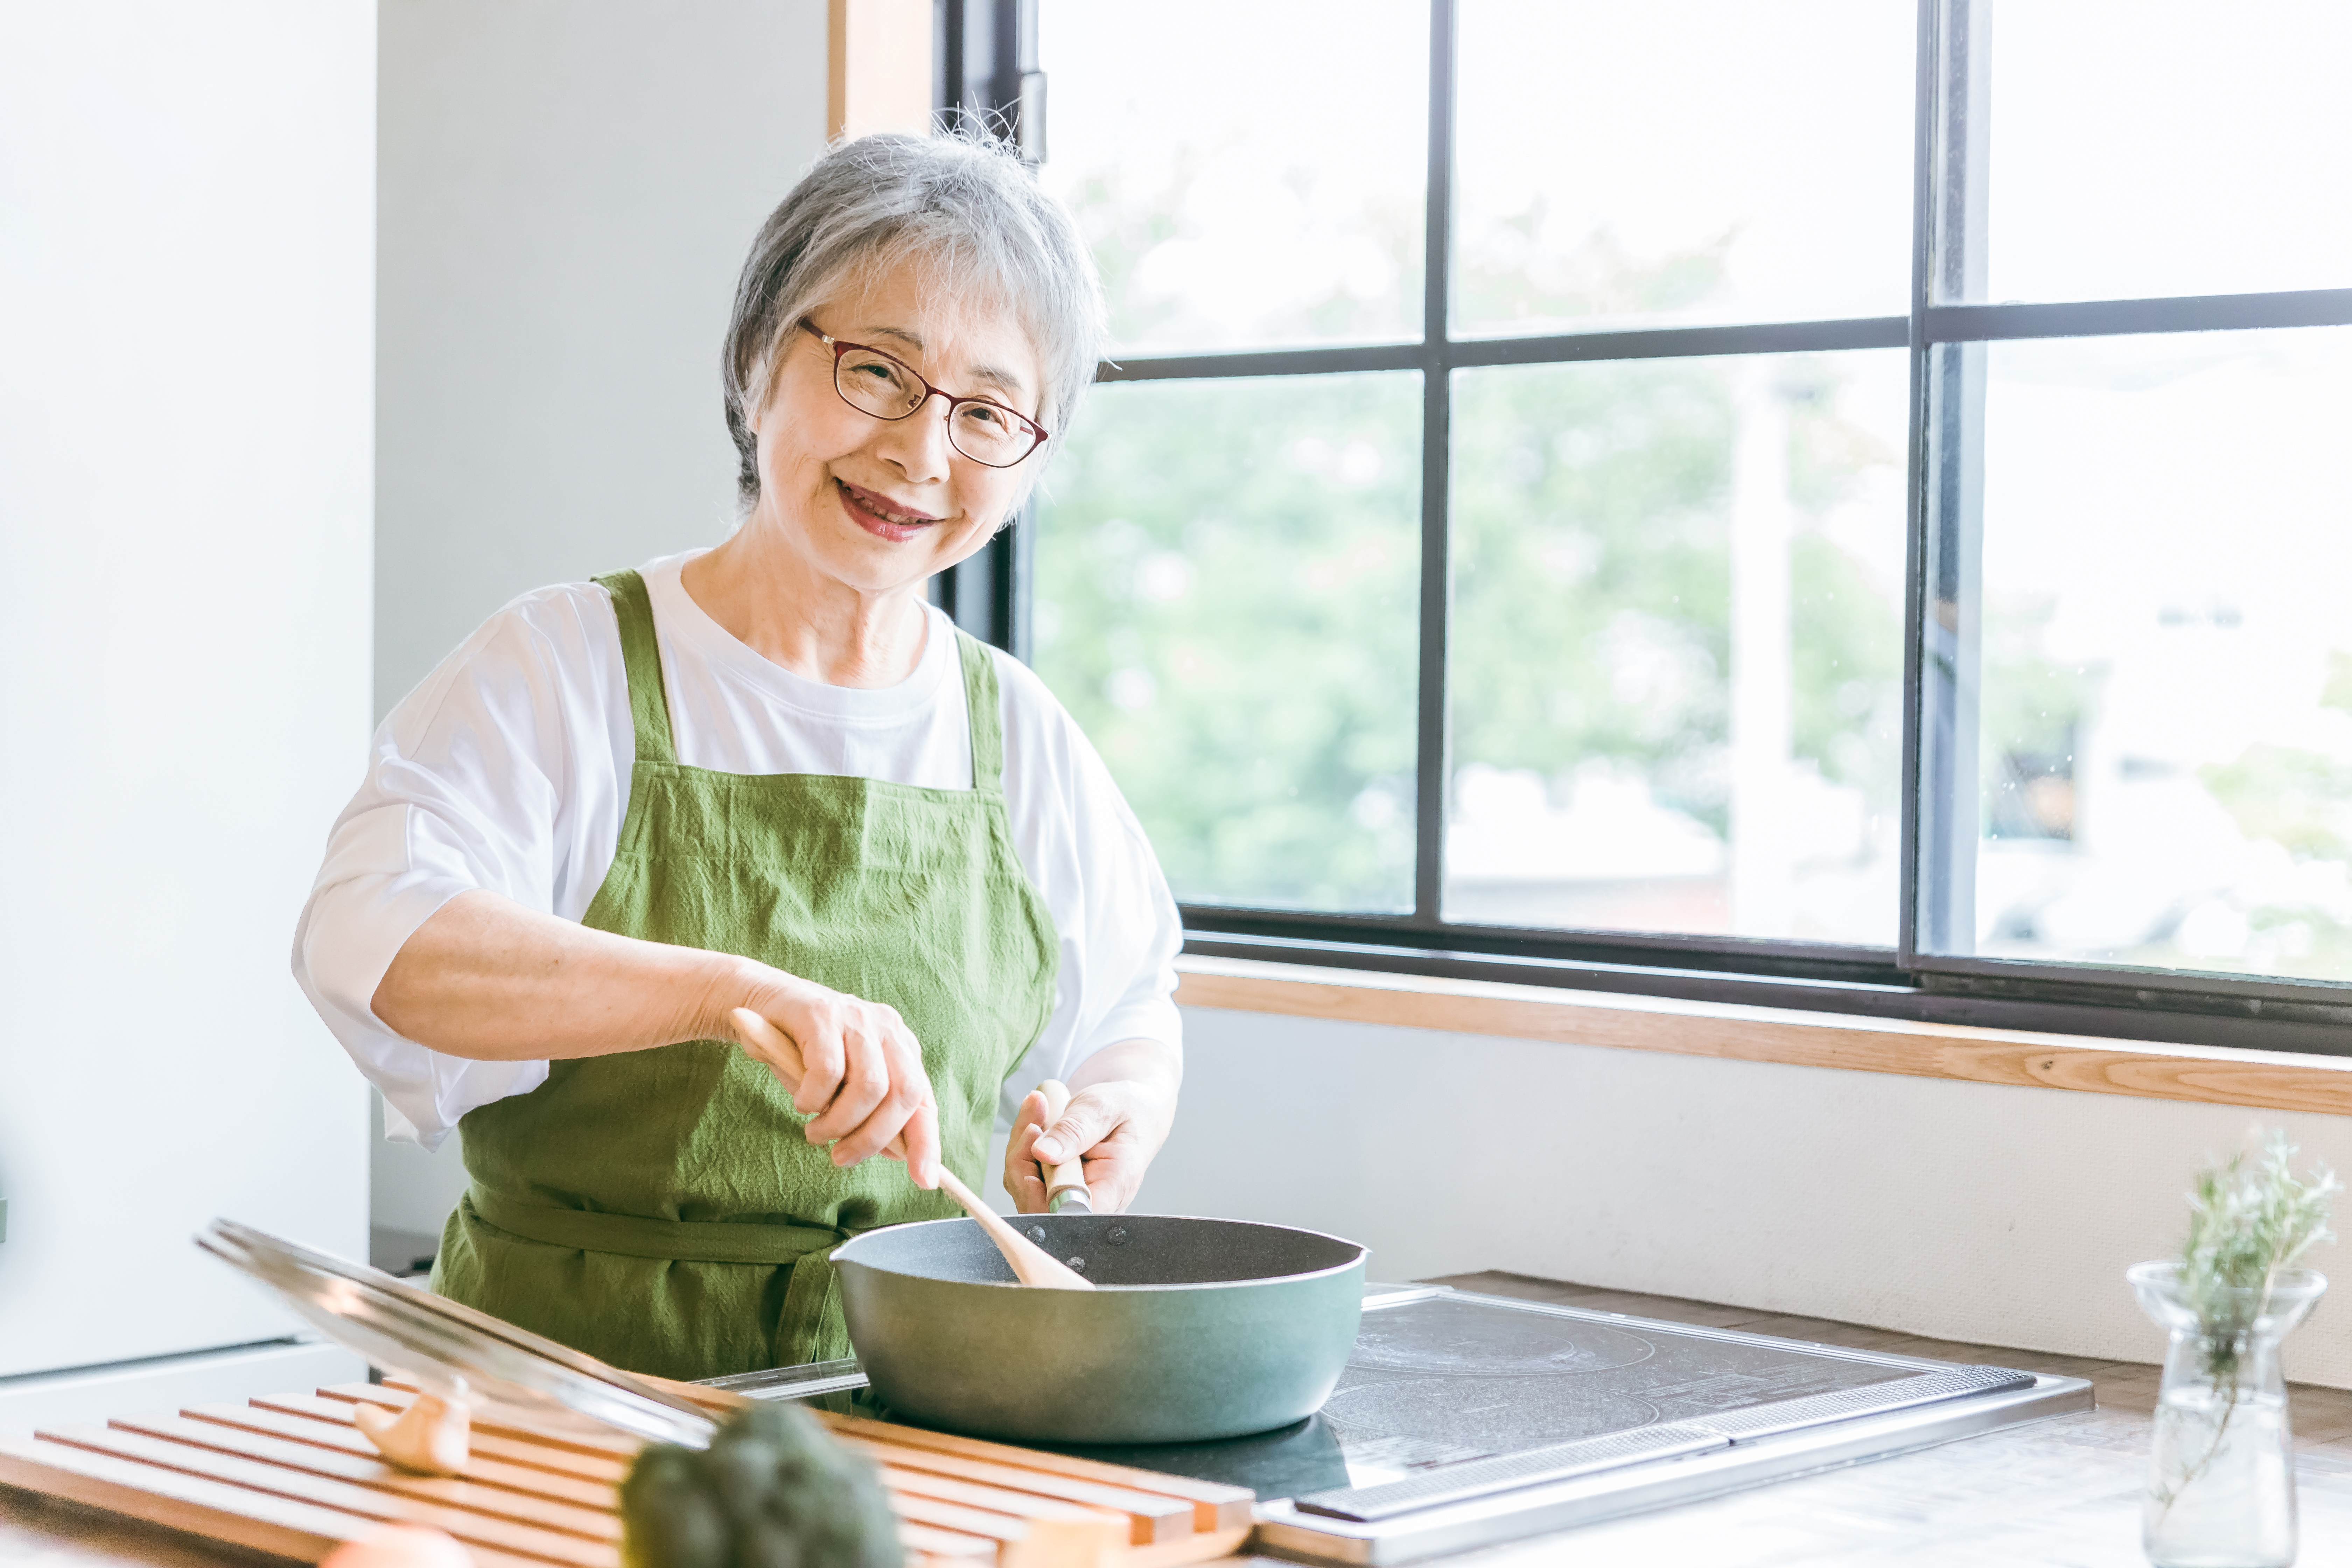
[1064, 756, 1184, 1063]
[992, 653, 1183, 1127]
[292, 591, 618, 1148]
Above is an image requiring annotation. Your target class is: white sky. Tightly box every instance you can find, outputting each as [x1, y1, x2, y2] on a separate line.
[1985, 3, 2352, 303]
[1452, 0, 1916, 331]
[1982, 327, 2352, 766]
[1037, 0, 1428, 353]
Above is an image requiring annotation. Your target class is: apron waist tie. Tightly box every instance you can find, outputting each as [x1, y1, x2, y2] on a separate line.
[466, 1187, 845, 1266]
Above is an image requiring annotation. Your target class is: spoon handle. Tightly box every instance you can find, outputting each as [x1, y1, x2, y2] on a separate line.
[729, 1007, 1094, 1290]
[1036, 1080, 1093, 1214]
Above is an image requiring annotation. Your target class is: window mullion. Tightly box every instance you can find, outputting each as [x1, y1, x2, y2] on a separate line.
[1897, 0, 1940, 966]
[1912, 0, 1993, 961]
[1413, 0, 1459, 926]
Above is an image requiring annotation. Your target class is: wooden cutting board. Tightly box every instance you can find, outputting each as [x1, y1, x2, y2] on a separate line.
[0, 1376, 1253, 1568]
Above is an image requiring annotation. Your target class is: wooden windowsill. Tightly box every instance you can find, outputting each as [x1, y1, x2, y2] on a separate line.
[1172, 955, 2352, 1118]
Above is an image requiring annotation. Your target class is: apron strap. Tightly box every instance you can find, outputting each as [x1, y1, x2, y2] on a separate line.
[954, 629, 1004, 793]
[593, 570, 679, 766]
[600, 572, 997, 788]
[467, 1185, 844, 1266]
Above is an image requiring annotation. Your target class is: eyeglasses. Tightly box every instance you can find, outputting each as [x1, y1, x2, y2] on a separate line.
[799, 321, 1049, 468]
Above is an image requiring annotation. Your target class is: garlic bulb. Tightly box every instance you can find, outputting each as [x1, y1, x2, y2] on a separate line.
[353, 1391, 471, 1477]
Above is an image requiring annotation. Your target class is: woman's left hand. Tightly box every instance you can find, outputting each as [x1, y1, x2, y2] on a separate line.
[1004, 1039, 1180, 1215]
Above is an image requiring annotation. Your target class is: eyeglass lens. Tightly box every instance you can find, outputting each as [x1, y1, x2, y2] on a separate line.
[833, 346, 1038, 465]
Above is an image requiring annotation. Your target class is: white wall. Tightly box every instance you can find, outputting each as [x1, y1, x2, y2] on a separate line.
[1142, 1006, 2352, 1390]
[0, 0, 376, 1375]
[369, 0, 829, 1240]
[374, 0, 829, 718]
[369, 1089, 473, 1246]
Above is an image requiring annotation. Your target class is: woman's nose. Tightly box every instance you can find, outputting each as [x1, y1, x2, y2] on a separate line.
[871, 393, 955, 482]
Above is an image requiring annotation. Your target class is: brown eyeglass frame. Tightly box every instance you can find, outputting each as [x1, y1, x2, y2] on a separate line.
[799, 320, 1049, 467]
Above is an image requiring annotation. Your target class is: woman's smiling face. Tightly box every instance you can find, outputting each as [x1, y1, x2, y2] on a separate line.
[746, 256, 1045, 597]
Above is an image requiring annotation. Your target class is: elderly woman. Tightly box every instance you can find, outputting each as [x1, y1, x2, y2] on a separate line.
[292, 133, 1181, 1381]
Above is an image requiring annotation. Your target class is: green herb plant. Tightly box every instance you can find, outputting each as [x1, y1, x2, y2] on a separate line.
[2152, 1129, 2339, 1522]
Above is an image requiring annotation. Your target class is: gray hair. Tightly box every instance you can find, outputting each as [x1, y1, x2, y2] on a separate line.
[722, 128, 1107, 507]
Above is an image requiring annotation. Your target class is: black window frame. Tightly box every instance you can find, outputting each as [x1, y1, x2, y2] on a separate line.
[940, 0, 2352, 1058]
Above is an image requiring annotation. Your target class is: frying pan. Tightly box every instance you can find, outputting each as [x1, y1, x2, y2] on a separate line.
[724, 1006, 1371, 1445]
[832, 1210, 1368, 1445]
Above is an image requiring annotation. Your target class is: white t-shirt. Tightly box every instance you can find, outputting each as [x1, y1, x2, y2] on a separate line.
[293, 551, 1183, 1150]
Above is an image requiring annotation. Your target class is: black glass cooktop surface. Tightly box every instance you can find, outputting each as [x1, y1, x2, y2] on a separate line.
[1029, 1288, 1960, 1498]
[722, 1286, 2028, 1505]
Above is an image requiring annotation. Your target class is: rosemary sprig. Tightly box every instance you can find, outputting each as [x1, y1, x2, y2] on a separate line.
[2178, 1129, 2339, 1355]
[2151, 1129, 2338, 1522]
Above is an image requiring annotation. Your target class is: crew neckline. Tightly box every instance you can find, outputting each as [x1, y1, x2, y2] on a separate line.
[634, 551, 954, 722]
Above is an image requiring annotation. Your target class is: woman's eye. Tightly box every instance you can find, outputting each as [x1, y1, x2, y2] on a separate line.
[962, 404, 1008, 429]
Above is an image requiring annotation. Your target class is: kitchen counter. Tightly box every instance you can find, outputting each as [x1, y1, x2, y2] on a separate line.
[6, 1271, 2350, 1567]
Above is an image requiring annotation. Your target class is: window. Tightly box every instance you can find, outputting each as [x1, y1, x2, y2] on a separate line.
[1915, 2, 2352, 1001]
[948, 0, 2352, 1050]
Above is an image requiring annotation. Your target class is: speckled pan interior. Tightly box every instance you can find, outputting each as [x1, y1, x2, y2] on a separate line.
[836, 1212, 1363, 1288]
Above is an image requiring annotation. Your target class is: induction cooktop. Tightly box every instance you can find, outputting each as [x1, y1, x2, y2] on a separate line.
[709, 1284, 2093, 1564]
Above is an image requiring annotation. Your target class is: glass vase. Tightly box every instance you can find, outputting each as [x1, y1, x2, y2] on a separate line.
[2128, 1261, 2326, 1568]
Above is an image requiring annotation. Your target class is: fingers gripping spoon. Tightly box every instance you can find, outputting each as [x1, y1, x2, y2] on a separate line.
[727, 1007, 1093, 1290]
[1035, 1079, 1093, 1214]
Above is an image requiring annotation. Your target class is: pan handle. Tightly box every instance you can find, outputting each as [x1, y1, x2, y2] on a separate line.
[1036, 1080, 1094, 1214]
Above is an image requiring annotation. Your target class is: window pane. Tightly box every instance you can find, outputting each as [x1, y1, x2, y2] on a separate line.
[1033, 373, 1422, 913]
[1949, 2, 2352, 303]
[1446, 351, 1907, 940]
[1454, 0, 1914, 337]
[1036, 0, 1427, 356]
[1920, 328, 2352, 981]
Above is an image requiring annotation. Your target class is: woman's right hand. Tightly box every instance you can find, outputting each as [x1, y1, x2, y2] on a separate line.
[726, 966, 944, 1189]
[375, 891, 943, 1186]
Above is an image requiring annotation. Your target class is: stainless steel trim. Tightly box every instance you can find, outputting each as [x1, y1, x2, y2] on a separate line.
[701, 1356, 870, 1401]
[1254, 1371, 2095, 1565]
[1295, 1422, 1729, 1522]
[1360, 1285, 1449, 1309]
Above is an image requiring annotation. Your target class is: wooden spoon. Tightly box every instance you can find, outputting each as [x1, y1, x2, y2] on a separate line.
[729, 1007, 1093, 1290]
[1035, 1079, 1094, 1214]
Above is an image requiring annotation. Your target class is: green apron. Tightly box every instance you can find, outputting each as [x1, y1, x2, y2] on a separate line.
[433, 569, 1058, 1380]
